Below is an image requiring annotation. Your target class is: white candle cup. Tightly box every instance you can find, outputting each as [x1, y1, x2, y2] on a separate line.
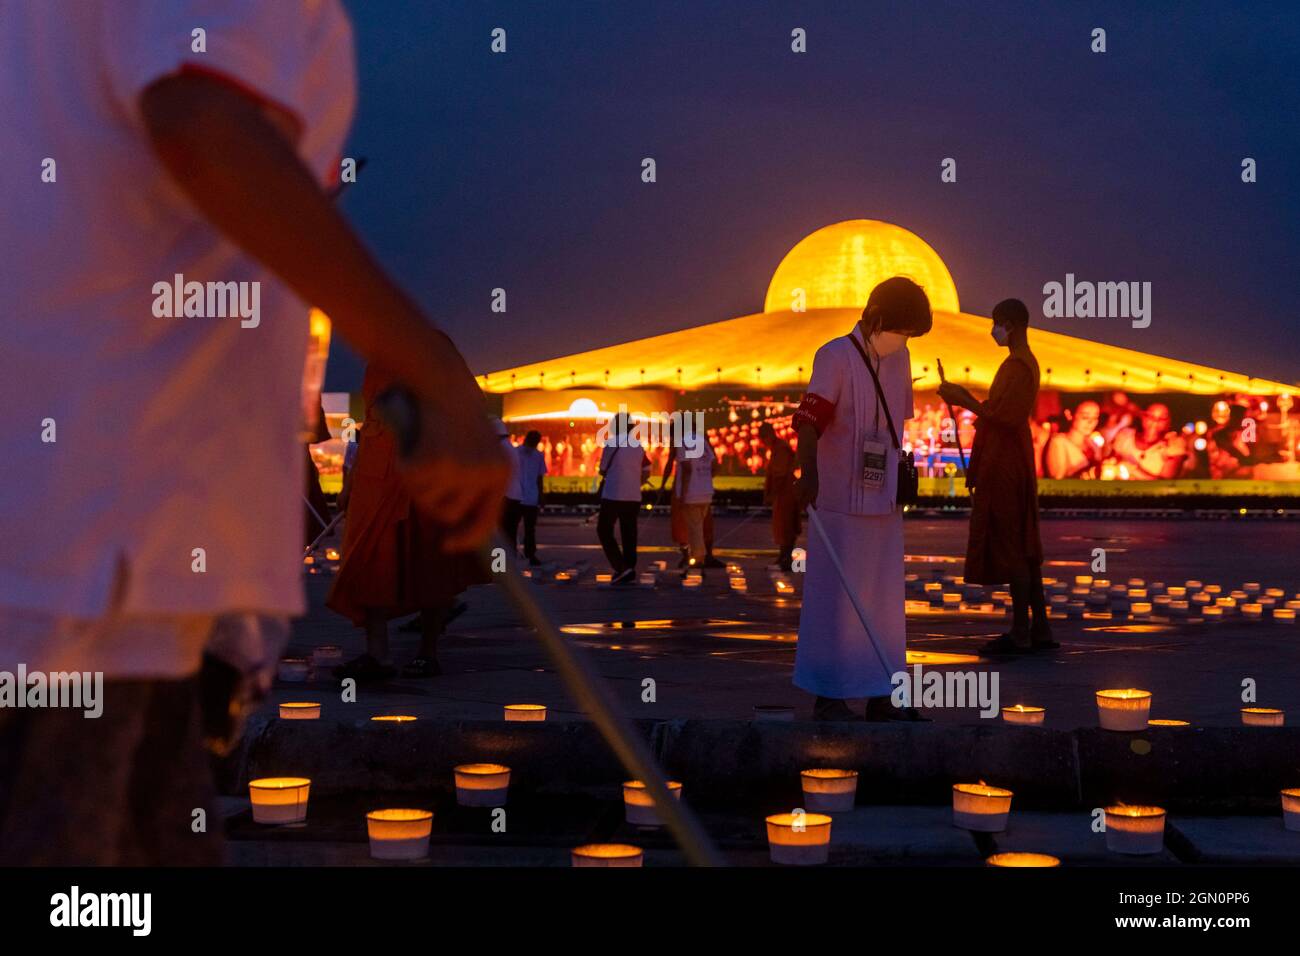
[728, 576, 748, 591]
[371, 715, 417, 725]
[249, 777, 311, 825]
[1282, 789, 1300, 832]
[366, 809, 433, 861]
[277, 658, 310, 682]
[1002, 705, 1046, 726]
[766, 812, 833, 865]
[454, 763, 511, 807]
[1241, 603, 1264, 620]
[1075, 575, 1094, 587]
[1242, 708, 1284, 727]
[504, 703, 547, 722]
[571, 844, 643, 867]
[986, 852, 1060, 868]
[279, 702, 321, 720]
[682, 574, 702, 589]
[1148, 719, 1190, 727]
[1096, 689, 1152, 731]
[1104, 806, 1166, 855]
[595, 572, 613, 586]
[1204, 584, 1222, 595]
[952, 784, 1013, 832]
[310, 645, 343, 668]
[753, 704, 794, 722]
[1184, 579, 1203, 590]
[800, 769, 859, 813]
[622, 780, 683, 827]
[1275, 608, 1297, 624]
[1130, 602, 1153, 619]
[638, 571, 657, 587]
[1165, 586, 1187, 599]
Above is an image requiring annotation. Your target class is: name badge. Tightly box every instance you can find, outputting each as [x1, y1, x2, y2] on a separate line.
[862, 433, 887, 490]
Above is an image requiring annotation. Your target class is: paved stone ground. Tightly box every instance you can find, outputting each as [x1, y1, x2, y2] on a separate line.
[279, 514, 1300, 728]
[227, 514, 1300, 866]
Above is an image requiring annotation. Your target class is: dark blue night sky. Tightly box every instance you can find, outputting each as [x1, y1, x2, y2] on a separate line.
[327, 0, 1299, 391]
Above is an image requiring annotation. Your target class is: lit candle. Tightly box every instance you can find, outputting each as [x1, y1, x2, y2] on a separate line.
[622, 780, 683, 827]
[454, 763, 511, 807]
[554, 571, 574, 583]
[1130, 602, 1153, 619]
[638, 571, 656, 587]
[366, 809, 433, 861]
[986, 852, 1060, 868]
[1169, 600, 1190, 616]
[1127, 578, 1145, 589]
[728, 575, 747, 591]
[753, 704, 794, 722]
[1204, 584, 1222, 595]
[1092, 578, 1111, 590]
[942, 593, 961, 609]
[277, 658, 309, 682]
[774, 579, 795, 595]
[1166, 586, 1187, 599]
[1203, 606, 1224, 621]
[1096, 689, 1152, 731]
[1275, 608, 1296, 624]
[1184, 579, 1203, 591]
[1191, 592, 1212, 607]
[1075, 575, 1094, 587]
[504, 703, 547, 722]
[1242, 603, 1264, 620]
[1128, 588, 1148, 600]
[766, 811, 833, 865]
[1002, 704, 1046, 726]
[1104, 805, 1166, 855]
[1244, 582, 1261, 594]
[279, 702, 321, 720]
[1282, 789, 1300, 832]
[1264, 587, 1285, 599]
[324, 548, 341, 562]
[800, 769, 859, 813]
[924, 582, 943, 603]
[571, 843, 643, 867]
[952, 783, 1013, 832]
[371, 715, 417, 724]
[595, 572, 613, 586]
[249, 777, 311, 825]
[1241, 707, 1284, 727]
[1148, 718, 1190, 727]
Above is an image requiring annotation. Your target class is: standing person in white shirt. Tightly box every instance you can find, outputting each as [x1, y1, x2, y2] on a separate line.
[0, 0, 508, 865]
[792, 278, 933, 722]
[674, 438, 715, 576]
[504, 430, 548, 565]
[597, 414, 652, 585]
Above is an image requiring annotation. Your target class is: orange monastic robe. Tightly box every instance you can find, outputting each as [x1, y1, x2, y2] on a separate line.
[964, 346, 1044, 584]
[326, 368, 487, 625]
[764, 440, 801, 548]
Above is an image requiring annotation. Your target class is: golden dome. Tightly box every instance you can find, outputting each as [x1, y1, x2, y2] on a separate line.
[763, 219, 959, 314]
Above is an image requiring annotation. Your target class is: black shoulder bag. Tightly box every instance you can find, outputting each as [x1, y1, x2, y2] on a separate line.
[847, 335, 919, 506]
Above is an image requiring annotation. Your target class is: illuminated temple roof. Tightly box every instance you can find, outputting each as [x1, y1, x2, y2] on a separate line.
[480, 220, 1290, 396]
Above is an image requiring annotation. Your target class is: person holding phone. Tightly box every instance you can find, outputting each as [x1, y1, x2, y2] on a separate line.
[938, 299, 1056, 653]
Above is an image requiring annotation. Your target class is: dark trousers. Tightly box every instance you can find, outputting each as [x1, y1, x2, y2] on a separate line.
[597, 499, 640, 573]
[502, 498, 539, 558]
[1010, 566, 1049, 635]
[0, 677, 221, 866]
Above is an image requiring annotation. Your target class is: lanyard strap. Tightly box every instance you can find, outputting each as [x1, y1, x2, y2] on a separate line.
[846, 334, 901, 451]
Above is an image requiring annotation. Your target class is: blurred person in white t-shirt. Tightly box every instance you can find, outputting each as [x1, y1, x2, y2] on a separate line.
[674, 439, 715, 575]
[0, 0, 507, 865]
[596, 415, 651, 585]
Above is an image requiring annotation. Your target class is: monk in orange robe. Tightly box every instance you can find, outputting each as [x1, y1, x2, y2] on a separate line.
[758, 422, 801, 570]
[939, 299, 1056, 653]
[327, 365, 490, 679]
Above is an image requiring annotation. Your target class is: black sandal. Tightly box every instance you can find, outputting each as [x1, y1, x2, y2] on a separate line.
[980, 633, 1034, 655]
[401, 657, 442, 678]
[333, 654, 396, 682]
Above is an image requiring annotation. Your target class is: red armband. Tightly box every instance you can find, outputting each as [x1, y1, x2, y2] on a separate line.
[792, 392, 835, 436]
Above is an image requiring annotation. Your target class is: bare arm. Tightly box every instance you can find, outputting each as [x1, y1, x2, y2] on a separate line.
[140, 74, 506, 549]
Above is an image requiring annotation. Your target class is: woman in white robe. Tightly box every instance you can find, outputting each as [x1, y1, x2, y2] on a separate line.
[792, 277, 932, 721]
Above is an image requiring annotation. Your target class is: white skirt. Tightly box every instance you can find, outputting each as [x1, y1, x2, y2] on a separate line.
[794, 508, 906, 699]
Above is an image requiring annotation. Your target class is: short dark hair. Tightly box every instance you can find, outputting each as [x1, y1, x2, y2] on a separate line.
[524, 430, 542, 446]
[992, 298, 1030, 331]
[863, 277, 932, 337]
[758, 422, 776, 440]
